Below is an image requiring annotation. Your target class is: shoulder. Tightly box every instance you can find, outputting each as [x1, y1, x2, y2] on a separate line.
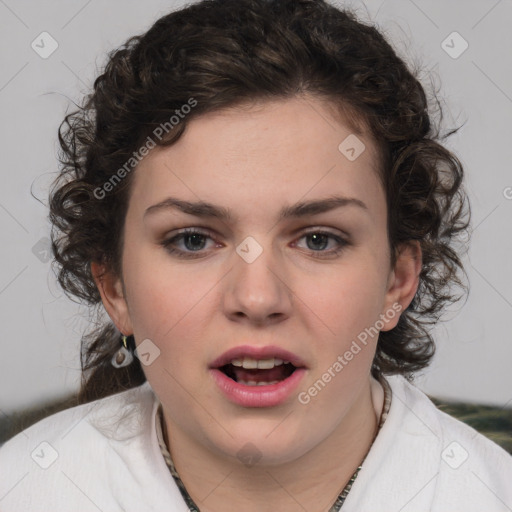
[1, 382, 155, 455]
[389, 374, 512, 464]
[345, 375, 512, 512]
[393, 375, 512, 510]
[0, 383, 184, 512]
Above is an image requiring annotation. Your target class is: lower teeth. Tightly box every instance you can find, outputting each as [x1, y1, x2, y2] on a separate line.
[238, 380, 280, 386]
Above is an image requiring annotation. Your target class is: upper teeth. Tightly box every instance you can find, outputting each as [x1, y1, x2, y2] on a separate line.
[230, 357, 288, 369]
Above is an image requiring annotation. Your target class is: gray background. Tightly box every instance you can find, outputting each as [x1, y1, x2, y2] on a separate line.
[0, 0, 511, 414]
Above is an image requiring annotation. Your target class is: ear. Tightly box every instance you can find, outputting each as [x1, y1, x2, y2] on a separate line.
[91, 261, 133, 335]
[380, 241, 422, 331]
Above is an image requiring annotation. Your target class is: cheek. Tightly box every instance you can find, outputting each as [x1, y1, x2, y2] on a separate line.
[297, 266, 388, 409]
[123, 262, 214, 396]
[121, 245, 216, 351]
[297, 258, 390, 343]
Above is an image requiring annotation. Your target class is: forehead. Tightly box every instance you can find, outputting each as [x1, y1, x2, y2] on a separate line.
[128, 96, 385, 224]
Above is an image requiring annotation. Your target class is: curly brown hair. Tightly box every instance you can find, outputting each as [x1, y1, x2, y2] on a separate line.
[49, 0, 470, 404]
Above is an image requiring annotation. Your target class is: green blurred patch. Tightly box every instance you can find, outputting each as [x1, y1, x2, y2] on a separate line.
[1, 394, 511, 455]
[430, 397, 512, 455]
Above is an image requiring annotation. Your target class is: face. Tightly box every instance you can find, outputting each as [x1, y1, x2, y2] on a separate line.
[95, 96, 419, 466]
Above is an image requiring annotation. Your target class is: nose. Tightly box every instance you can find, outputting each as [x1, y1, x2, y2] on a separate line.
[222, 240, 293, 326]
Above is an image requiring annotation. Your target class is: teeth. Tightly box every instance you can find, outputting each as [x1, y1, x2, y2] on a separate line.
[242, 358, 258, 369]
[230, 357, 285, 369]
[256, 358, 277, 369]
[238, 380, 280, 386]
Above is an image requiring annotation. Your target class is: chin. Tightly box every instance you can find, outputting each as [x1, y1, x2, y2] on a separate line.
[208, 423, 315, 468]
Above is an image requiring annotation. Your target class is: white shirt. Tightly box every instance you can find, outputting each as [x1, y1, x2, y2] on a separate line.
[1, 375, 511, 511]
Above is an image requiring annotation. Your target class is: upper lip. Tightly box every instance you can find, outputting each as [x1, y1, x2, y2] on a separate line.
[209, 345, 308, 369]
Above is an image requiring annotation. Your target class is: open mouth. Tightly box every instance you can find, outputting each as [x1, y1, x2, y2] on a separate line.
[210, 348, 307, 406]
[219, 358, 297, 386]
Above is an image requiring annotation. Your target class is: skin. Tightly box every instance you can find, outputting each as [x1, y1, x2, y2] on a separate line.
[92, 95, 421, 512]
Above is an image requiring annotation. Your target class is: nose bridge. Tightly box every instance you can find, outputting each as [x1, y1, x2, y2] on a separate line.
[223, 235, 292, 322]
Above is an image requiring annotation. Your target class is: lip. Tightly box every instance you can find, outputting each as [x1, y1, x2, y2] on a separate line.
[210, 367, 307, 407]
[209, 344, 308, 369]
[209, 344, 308, 408]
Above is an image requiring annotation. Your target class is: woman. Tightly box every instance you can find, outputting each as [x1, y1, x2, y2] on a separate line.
[1, 0, 511, 510]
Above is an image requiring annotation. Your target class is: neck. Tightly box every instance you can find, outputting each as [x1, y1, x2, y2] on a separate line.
[162, 377, 384, 512]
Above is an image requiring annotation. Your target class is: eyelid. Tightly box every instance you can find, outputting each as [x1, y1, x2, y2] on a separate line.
[297, 225, 349, 237]
[161, 226, 218, 241]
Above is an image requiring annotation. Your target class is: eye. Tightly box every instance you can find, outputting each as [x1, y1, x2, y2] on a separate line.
[161, 228, 219, 258]
[293, 230, 348, 258]
[161, 227, 349, 260]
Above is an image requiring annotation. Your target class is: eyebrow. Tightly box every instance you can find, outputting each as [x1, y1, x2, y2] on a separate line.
[144, 195, 368, 222]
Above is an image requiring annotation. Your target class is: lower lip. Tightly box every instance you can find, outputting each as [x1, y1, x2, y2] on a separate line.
[210, 368, 307, 407]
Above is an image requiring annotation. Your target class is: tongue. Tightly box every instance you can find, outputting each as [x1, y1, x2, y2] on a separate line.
[233, 365, 290, 383]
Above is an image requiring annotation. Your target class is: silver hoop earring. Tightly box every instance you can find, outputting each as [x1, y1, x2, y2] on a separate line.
[111, 334, 134, 368]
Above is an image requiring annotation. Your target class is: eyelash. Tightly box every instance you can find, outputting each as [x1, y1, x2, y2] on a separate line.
[160, 227, 349, 260]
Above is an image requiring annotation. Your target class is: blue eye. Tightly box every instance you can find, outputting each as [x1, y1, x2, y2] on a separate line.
[293, 230, 348, 258]
[161, 228, 348, 259]
[161, 228, 216, 258]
